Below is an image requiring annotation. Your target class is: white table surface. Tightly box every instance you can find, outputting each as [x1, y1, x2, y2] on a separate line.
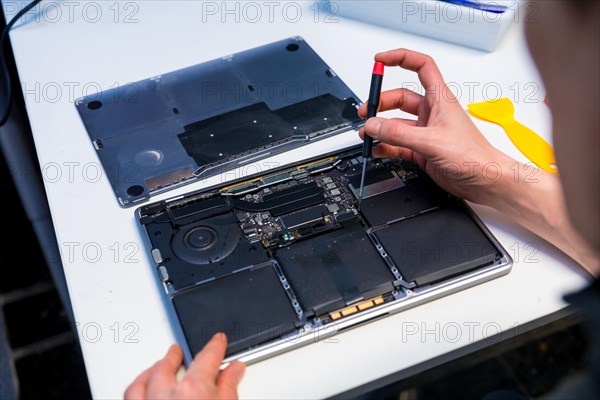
[3, 1, 590, 398]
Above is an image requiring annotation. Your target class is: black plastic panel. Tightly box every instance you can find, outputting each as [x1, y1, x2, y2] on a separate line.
[373, 206, 500, 285]
[172, 265, 298, 356]
[275, 219, 395, 316]
[179, 95, 358, 166]
[360, 179, 449, 227]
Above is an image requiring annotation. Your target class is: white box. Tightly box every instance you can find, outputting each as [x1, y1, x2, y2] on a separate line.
[326, 0, 522, 51]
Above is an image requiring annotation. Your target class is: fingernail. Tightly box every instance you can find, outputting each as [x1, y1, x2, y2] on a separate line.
[235, 362, 246, 381]
[213, 332, 227, 344]
[366, 118, 381, 138]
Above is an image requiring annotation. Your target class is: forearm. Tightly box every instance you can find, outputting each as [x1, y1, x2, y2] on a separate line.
[482, 157, 599, 277]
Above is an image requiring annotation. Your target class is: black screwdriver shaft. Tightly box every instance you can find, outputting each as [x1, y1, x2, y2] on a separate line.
[358, 63, 384, 209]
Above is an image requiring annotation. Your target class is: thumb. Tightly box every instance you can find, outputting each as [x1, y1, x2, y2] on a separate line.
[217, 361, 246, 399]
[364, 117, 430, 156]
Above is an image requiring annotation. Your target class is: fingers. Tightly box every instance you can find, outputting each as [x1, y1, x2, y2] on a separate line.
[127, 336, 241, 399]
[357, 88, 424, 118]
[359, 118, 417, 140]
[374, 49, 452, 100]
[372, 143, 415, 161]
[146, 344, 183, 395]
[363, 117, 430, 156]
[186, 333, 228, 383]
[217, 361, 246, 399]
[124, 366, 153, 400]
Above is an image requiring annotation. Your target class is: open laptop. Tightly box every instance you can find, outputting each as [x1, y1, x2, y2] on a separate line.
[76, 37, 512, 365]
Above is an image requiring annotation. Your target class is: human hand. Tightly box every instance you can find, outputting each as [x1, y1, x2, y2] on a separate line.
[358, 49, 600, 274]
[358, 48, 515, 205]
[125, 333, 245, 400]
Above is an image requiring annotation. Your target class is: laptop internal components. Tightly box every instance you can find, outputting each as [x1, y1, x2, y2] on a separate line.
[139, 148, 511, 362]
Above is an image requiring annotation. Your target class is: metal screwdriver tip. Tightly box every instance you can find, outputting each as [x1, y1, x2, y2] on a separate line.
[357, 158, 368, 210]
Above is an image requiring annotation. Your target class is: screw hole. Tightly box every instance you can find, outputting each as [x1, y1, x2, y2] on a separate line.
[87, 100, 103, 110]
[247, 84, 255, 92]
[127, 185, 144, 197]
[172, 107, 179, 114]
[286, 43, 299, 52]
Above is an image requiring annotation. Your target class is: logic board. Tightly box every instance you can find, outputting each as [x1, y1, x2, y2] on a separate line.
[223, 154, 418, 249]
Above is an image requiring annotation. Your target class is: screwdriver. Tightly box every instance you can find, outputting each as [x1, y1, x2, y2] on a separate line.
[357, 61, 385, 209]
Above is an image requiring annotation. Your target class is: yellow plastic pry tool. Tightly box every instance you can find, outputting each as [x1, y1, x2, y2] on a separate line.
[467, 98, 558, 174]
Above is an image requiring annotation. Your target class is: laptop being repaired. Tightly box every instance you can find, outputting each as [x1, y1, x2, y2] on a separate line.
[137, 147, 511, 364]
[75, 37, 512, 364]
